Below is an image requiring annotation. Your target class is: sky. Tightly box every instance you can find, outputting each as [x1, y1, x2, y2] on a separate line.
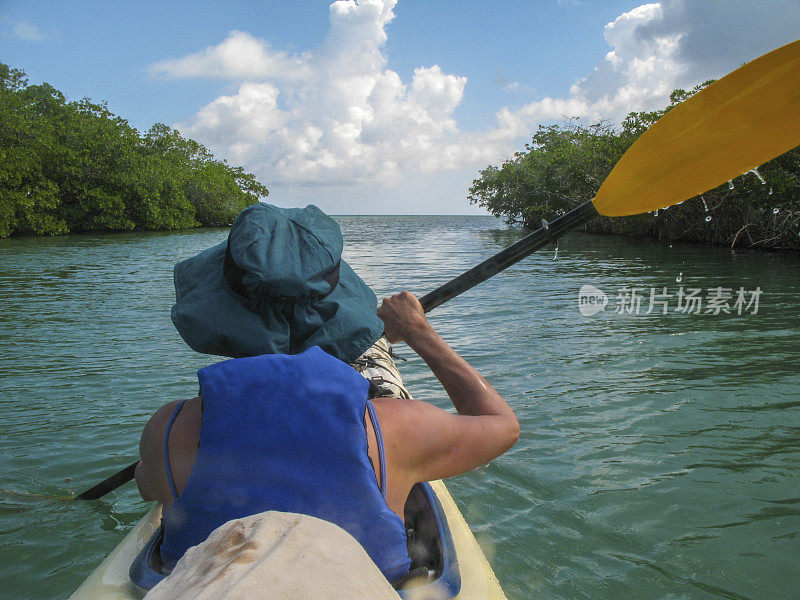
[2, 0, 799, 215]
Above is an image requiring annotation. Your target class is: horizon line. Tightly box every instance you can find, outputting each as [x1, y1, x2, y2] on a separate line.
[328, 214, 500, 217]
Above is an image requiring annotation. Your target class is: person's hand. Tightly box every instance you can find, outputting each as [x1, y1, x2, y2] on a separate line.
[377, 291, 431, 344]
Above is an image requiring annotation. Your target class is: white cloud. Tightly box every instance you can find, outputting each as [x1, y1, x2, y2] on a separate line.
[152, 0, 800, 210]
[503, 81, 535, 94]
[8, 20, 46, 42]
[497, 3, 684, 138]
[498, 0, 800, 138]
[150, 30, 311, 81]
[164, 0, 507, 188]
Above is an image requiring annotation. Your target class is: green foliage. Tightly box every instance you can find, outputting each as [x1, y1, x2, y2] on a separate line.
[469, 120, 629, 227]
[0, 63, 268, 238]
[470, 82, 800, 250]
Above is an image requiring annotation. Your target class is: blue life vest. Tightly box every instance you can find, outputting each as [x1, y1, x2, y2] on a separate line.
[159, 346, 411, 581]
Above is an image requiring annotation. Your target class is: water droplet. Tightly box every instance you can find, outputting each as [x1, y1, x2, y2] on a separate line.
[701, 197, 709, 212]
[749, 168, 767, 185]
[653, 210, 659, 216]
[705, 215, 712, 222]
[676, 272, 683, 283]
[728, 180, 735, 190]
[769, 188, 774, 195]
[773, 207, 780, 214]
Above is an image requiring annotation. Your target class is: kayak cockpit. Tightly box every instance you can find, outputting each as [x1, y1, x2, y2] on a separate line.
[400, 482, 461, 597]
[129, 481, 461, 599]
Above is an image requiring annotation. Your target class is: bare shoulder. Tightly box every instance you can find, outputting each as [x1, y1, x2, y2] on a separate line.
[136, 397, 201, 503]
[141, 400, 183, 444]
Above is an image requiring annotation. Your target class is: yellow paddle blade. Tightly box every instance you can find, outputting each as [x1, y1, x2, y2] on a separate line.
[593, 38, 800, 217]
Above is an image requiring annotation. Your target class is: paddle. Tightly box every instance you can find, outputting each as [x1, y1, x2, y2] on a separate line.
[77, 461, 138, 500]
[77, 38, 800, 500]
[420, 38, 800, 311]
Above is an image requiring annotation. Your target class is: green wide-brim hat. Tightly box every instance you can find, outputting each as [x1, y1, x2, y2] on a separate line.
[171, 203, 383, 363]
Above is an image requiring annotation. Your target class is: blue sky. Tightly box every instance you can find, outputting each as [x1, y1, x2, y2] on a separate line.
[2, 1, 799, 214]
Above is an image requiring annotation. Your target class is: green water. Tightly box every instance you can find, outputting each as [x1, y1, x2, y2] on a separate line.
[1, 216, 799, 600]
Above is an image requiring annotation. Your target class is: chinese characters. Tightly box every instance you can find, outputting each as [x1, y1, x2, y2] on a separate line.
[609, 286, 762, 315]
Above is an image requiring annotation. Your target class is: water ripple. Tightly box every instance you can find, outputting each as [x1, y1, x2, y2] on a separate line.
[2, 219, 799, 599]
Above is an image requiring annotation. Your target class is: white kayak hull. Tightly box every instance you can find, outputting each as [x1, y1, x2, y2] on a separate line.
[69, 480, 506, 600]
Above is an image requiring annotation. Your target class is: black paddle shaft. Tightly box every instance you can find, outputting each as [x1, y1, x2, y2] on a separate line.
[419, 200, 599, 312]
[77, 461, 138, 500]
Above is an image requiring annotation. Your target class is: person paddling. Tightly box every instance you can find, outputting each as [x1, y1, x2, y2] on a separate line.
[134, 203, 519, 585]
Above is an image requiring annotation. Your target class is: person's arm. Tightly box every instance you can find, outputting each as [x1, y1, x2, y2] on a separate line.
[376, 292, 519, 483]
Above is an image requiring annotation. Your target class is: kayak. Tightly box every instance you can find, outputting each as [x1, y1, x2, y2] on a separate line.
[69, 339, 507, 599]
[69, 479, 506, 600]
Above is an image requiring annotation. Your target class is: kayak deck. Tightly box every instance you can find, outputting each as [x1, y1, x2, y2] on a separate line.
[69, 503, 160, 600]
[69, 480, 505, 600]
